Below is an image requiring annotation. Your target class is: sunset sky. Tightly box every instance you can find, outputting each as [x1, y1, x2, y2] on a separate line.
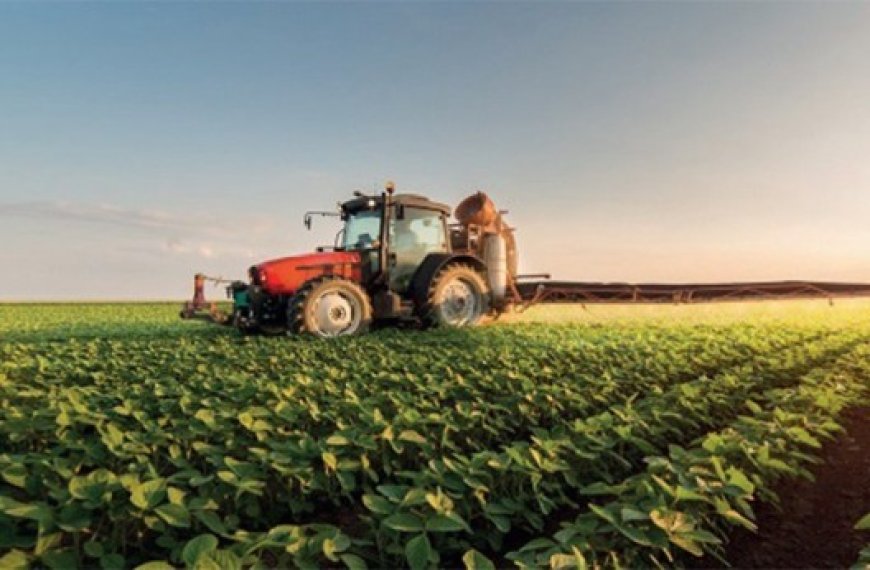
[1, 3, 869, 300]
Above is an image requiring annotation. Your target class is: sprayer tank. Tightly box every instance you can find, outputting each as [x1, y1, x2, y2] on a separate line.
[484, 233, 508, 301]
[455, 192, 500, 230]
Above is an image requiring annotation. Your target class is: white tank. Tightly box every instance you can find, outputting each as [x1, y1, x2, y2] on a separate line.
[484, 233, 508, 302]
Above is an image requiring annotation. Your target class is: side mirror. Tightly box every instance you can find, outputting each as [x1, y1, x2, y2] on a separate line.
[304, 215, 312, 230]
[396, 204, 405, 220]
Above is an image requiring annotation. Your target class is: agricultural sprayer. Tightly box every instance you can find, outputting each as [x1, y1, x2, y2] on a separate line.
[181, 183, 870, 337]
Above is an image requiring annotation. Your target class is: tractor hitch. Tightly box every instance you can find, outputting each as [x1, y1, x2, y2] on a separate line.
[179, 273, 233, 325]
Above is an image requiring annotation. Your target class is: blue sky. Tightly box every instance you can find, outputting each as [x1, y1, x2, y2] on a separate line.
[2, 2, 869, 299]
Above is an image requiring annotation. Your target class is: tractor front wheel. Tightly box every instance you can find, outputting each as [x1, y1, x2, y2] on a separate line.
[287, 277, 372, 337]
[423, 263, 490, 328]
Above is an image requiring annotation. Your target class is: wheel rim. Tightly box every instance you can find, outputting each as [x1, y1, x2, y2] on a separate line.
[310, 290, 362, 337]
[439, 277, 481, 326]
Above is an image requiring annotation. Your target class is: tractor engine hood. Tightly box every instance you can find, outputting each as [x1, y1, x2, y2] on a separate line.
[251, 251, 363, 296]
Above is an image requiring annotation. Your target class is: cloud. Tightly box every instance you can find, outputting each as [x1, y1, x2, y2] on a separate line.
[1, 200, 276, 265]
[161, 238, 256, 260]
[0, 200, 275, 238]
[164, 238, 187, 254]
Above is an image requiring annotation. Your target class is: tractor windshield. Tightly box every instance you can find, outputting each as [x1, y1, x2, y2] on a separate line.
[343, 210, 381, 250]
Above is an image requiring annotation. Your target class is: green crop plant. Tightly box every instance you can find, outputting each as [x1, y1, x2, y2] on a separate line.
[0, 301, 868, 569]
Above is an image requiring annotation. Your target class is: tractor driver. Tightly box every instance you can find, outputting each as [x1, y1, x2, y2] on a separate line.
[389, 216, 427, 290]
[355, 233, 376, 249]
[391, 217, 423, 253]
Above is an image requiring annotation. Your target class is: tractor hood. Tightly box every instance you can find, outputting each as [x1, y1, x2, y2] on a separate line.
[252, 251, 363, 296]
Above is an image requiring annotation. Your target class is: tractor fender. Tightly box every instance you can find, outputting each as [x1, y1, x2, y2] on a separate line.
[409, 253, 487, 311]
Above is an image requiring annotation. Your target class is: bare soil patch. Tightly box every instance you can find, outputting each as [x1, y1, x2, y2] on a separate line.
[720, 406, 870, 569]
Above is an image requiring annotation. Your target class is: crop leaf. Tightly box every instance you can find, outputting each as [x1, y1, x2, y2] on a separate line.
[340, 554, 367, 570]
[100, 553, 126, 570]
[426, 513, 470, 533]
[405, 534, 431, 570]
[208, 550, 241, 570]
[134, 562, 175, 570]
[1, 465, 27, 489]
[194, 510, 228, 535]
[362, 494, 394, 515]
[398, 430, 427, 445]
[384, 513, 425, 532]
[41, 549, 78, 569]
[156, 503, 191, 528]
[0, 550, 28, 570]
[182, 534, 219, 566]
[462, 549, 495, 570]
[131, 479, 167, 510]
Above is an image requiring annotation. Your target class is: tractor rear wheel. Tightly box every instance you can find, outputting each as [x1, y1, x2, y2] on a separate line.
[423, 263, 490, 328]
[287, 277, 372, 337]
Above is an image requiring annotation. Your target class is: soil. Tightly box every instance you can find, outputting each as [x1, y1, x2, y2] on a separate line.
[718, 406, 870, 569]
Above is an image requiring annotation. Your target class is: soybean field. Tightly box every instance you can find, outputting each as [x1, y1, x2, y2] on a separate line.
[1, 301, 869, 569]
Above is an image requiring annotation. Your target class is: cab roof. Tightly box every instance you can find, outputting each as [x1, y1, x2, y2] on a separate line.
[342, 193, 451, 216]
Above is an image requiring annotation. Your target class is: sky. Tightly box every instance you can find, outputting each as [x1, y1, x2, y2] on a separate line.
[1, 2, 869, 300]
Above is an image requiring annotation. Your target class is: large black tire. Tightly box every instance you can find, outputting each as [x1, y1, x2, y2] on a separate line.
[421, 263, 491, 328]
[287, 277, 373, 337]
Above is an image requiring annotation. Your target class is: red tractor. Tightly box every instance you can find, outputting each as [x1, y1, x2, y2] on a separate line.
[221, 184, 518, 337]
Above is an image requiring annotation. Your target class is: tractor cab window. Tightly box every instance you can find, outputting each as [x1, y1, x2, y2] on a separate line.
[389, 207, 448, 292]
[343, 210, 381, 250]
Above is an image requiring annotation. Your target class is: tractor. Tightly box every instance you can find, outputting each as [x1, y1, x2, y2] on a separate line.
[222, 183, 518, 337]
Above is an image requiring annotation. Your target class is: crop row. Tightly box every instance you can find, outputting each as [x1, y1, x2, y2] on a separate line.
[508, 343, 870, 567]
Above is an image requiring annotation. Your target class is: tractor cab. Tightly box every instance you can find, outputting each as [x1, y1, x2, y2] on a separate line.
[339, 193, 451, 292]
